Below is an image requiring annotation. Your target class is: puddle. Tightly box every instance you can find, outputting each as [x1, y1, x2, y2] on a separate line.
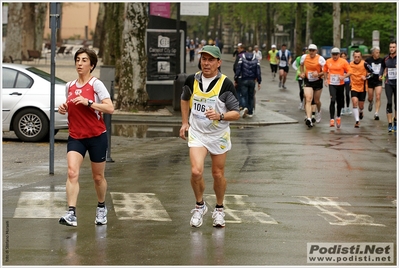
[112, 123, 180, 138]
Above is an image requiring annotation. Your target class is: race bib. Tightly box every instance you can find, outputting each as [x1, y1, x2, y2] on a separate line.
[371, 63, 381, 74]
[279, 60, 287, 67]
[329, 74, 340, 85]
[307, 71, 318, 82]
[387, 68, 397, 80]
[192, 94, 216, 120]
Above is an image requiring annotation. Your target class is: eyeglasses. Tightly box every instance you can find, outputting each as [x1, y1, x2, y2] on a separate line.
[309, 49, 316, 52]
[332, 53, 339, 55]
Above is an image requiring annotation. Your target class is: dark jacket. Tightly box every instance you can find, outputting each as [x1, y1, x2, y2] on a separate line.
[234, 52, 262, 84]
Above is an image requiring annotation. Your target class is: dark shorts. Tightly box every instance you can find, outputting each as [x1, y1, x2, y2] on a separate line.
[279, 66, 289, 73]
[67, 132, 108, 163]
[350, 90, 366, 102]
[367, 79, 382, 89]
[304, 79, 323, 91]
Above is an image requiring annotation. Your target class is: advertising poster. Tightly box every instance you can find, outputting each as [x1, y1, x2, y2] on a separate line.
[147, 30, 178, 81]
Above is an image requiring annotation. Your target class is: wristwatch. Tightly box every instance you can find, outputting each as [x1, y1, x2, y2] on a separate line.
[87, 99, 94, 107]
[219, 113, 224, 121]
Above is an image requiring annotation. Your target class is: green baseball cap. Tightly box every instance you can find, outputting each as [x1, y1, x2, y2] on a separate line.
[199, 45, 221, 59]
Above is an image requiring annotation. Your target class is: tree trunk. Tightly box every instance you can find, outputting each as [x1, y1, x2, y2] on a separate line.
[4, 3, 23, 62]
[295, 3, 303, 56]
[21, 3, 35, 60]
[34, 3, 47, 52]
[116, 3, 149, 111]
[93, 2, 105, 58]
[332, 3, 341, 48]
[306, 3, 313, 45]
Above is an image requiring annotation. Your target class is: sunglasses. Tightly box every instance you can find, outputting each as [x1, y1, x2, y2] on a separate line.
[309, 49, 316, 51]
[332, 53, 339, 55]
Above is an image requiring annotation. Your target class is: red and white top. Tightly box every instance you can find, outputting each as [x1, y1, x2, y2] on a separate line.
[66, 77, 110, 139]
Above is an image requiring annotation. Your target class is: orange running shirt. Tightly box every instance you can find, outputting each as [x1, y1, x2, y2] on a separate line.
[323, 58, 351, 85]
[300, 54, 326, 81]
[350, 60, 367, 92]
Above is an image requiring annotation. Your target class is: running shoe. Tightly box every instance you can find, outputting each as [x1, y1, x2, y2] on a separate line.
[330, 119, 335, 127]
[242, 108, 248, 118]
[278, 81, 282, 88]
[247, 114, 253, 118]
[374, 113, 379, 120]
[394, 121, 397, 132]
[346, 107, 352, 115]
[282, 85, 287, 89]
[212, 208, 225, 227]
[341, 108, 346, 116]
[305, 118, 313, 128]
[368, 100, 373, 112]
[95, 206, 108, 225]
[359, 111, 363, 120]
[388, 124, 393, 133]
[59, 211, 77, 227]
[316, 111, 322, 123]
[354, 121, 360, 128]
[336, 117, 341, 129]
[190, 203, 208, 228]
[311, 115, 316, 123]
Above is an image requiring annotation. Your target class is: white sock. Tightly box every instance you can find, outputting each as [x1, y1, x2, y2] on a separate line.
[353, 107, 359, 121]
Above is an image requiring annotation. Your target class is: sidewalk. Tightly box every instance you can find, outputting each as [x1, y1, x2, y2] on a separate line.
[30, 51, 298, 127]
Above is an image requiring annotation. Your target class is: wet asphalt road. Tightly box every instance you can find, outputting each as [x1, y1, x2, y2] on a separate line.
[2, 53, 397, 266]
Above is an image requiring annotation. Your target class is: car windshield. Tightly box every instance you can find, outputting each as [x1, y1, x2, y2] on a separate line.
[26, 67, 67, 84]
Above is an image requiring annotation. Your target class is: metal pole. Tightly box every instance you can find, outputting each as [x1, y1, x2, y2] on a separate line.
[49, 3, 59, 174]
[105, 81, 114, 162]
[176, 3, 180, 75]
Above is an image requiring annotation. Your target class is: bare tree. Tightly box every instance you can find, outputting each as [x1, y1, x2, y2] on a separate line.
[93, 2, 105, 58]
[34, 3, 47, 52]
[332, 3, 341, 48]
[116, 3, 149, 111]
[295, 3, 303, 56]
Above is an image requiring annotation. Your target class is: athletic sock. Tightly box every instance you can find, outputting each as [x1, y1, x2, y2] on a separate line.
[68, 206, 76, 216]
[196, 200, 204, 206]
[97, 202, 105, 208]
[215, 204, 224, 209]
[353, 107, 359, 121]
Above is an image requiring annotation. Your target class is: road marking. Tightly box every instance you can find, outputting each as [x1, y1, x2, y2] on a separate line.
[295, 196, 385, 227]
[13, 192, 66, 218]
[110, 192, 171, 221]
[205, 194, 278, 224]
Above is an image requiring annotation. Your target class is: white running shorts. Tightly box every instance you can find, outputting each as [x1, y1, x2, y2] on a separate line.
[188, 127, 231, 155]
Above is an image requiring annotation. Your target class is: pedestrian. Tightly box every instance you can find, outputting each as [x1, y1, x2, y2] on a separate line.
[233, 43, 246, 108]
[300, 44, 326, 127]
[267, 44, 278, 80]
[380, 40, 397, 132]
[323, 47, 351, 128]
[349, 50, 374, 128]
[292, 47, 308, 110]
[365, 46, 384, 120]
[58, 48, 115, 227]
[188, 39, 196, 66]
[235, 47, 262, 118]
[179, 45, 240, 228]
[340, 52, 352, 115]
[276, 44, 292, 89]
[253, 45, 262, 62]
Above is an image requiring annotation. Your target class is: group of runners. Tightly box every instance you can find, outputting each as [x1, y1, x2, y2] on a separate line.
[268, 41, 397, 131]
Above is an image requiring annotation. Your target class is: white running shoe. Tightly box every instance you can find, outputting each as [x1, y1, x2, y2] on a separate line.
[95, 206, 108, 225]
[212, 208, 225, 227]
[341, 108, 346, 116]
[59, 211, 77, 227]
[190, 203, 208, 228]
[346, 107, 352, 115]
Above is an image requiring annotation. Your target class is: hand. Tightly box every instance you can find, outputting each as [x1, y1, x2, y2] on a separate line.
[258, 84, 261, 90]
[72, 93, 88, 106]
[204, 107, 218, 120]
[58, 103, 68, 115]
[179, 123, 189, 140]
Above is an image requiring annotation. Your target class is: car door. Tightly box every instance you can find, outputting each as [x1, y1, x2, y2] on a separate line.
[2, 67, 33, 129]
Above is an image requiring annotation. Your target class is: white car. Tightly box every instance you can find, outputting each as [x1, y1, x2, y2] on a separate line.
[2, 63, 68, 142]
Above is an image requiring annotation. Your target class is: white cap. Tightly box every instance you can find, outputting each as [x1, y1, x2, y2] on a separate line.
[237, 43, 243, 47]
[331, 47, 340, 53]
[308, 44, 317, 50]
[271, 44, 276, 48]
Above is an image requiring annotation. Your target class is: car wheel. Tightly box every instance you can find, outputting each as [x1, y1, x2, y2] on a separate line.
[12, 108, 49, 142]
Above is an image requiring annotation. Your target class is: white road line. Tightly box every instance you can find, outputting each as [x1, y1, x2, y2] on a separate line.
[110, 192, 171, 221]
[205, 194, 278, 224]
[295, 196, 385, 227]
[13, 192, 66, 218]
